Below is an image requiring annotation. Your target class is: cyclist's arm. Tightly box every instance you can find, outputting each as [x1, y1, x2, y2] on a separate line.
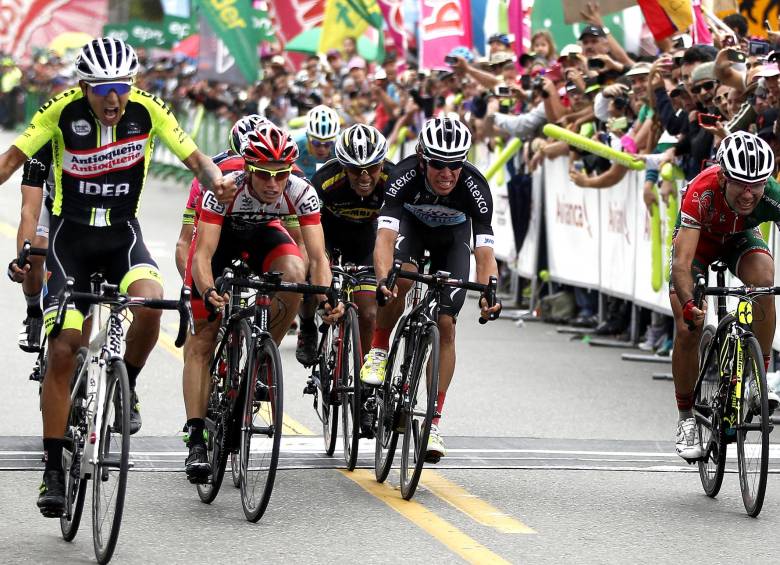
[474, 246, 498, 285]
[671, 226, 701, 305]
[0, 146, 30, 185]
[191, 220, 221, 296]
[373, 226, 398, 285]
[182, 150, 228, 201]
[175, 223, 194, 280]
[300, 222, 332, 292]
[285, 222, 309, 270]
[17, 185, 42, 252]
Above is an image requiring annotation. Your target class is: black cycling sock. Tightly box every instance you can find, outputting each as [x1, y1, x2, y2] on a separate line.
[186, 418, 206, 445]
[125, 362, 142, 391]
[25, 292, 42, 318]
[43, 438, 65, 472]
[300, 316, 316, 332]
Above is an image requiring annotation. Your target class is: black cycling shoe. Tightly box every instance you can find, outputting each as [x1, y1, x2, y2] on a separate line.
[295, 327, 318, 366]
[37, 470, 66, 517]
[129, 389, 141, 435]
[19, 315, 43, 353]
[185, 443, 211, 484]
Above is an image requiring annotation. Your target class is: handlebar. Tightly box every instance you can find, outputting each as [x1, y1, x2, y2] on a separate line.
[8, 239, 47, 281]
[687, 275, 707, 331]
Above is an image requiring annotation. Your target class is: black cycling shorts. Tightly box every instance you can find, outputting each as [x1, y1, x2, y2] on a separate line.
[43, 217, 161, 333]
[394, 210, 472, 318]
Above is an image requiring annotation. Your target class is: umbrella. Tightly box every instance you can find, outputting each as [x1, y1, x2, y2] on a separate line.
[48, 32, 93, 57]
[173, 34, 200, 59]
[284, 27, 380, 62]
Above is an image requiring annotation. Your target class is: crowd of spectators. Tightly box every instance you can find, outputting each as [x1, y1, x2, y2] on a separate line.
[3, 9, 780, 351]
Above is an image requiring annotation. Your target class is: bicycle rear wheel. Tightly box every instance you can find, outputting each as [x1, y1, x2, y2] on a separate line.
[198, 320, 251, 503]
[60, 348, 89, 541]
[318, 323, 339, 455]
[374, 324, 407, 483]
[737, 336, 770, 517]
[696, 325, 726, 497]
[341, 308, 362, 470]
[239, 338, 283, 522]
[400, 325, 440, 500]
[230, 452, 240, 488]
[92, 359, 130, 564]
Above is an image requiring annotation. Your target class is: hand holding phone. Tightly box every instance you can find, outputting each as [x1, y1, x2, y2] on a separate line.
[494, 85, 512, 97]
[698, 113, 719, 127]
[726, 48, 746, 63]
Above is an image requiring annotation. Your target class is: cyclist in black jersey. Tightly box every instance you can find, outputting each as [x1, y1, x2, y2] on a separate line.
[10, 143, 53, 352]
[308, 123, 392, 359]
[360, 117, 502, 462]
[0, 38, 234, 518]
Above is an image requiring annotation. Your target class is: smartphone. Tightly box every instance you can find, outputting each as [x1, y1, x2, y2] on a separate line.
[726, 48, 746, 63]
[722, 35, 736, 48]
[520, 74, 531, 90]
[588, 58, 605, 70]
[698, 113, 719, 127]
[444, 55, 458, 65]
[749, 40, 771, 56]
[494, 84, 512, 97]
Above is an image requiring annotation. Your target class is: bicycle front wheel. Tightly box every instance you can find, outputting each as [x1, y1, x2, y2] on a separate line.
[737, 336, 770, 517]
[374, 323, 408, 483]
[60, 348, 89, 542]
[239, 338, 283, 522]
[400, 325, 440, 500]
[92, 359, 130, 564]
[341, 308, 362, 470]
[696, 325, 726, 497]
[318, 323, 339, 456]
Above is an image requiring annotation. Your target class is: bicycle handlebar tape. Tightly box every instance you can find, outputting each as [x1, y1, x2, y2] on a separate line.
[479, 276, 500, 325]
[542, 124, 645, 170]
[203, 287, 219, 323]
[175, 286, 193, 348]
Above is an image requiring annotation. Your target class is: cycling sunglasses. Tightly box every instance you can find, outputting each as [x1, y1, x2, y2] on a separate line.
[424, 157, 463, 171]
[246, 164, 293, 181]
[726, 179, 766, 195]
[87, 82, 133, 96]
[309, 137, 335, 149]
[690, 80, 717, 95]
[346, 162, 382, 176]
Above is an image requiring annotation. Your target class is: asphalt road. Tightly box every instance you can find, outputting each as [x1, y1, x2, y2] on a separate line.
[0, 131, 778, 564]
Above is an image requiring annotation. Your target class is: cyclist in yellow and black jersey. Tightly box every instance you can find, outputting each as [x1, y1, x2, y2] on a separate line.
[303, 124, 392, 359]
[0, 37, 234, 519]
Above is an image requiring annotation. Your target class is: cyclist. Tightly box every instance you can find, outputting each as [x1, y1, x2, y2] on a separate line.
[308, 123, 392, 360]
[360, 117, 502, 462]
[183, 122, 342, 481]
[10, 143, 53, 352]
[0, 37, 232, 517]
[671, 131, 780, 461]
[293, 104, 341, 364]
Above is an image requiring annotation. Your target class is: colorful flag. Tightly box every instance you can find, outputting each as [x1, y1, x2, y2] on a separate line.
[319, 0, 384, 53]
[419, 0, 473, 69]
[656, 0, 693, 31]
[265, 0, 326, 49]
[196, 0, 258, 83]
[636, 0, 677, 41]
[377, 0, 407, 56]
[507, 0, 532, 56]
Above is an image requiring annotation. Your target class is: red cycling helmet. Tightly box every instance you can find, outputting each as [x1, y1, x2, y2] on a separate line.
[242, 123, 299, 164]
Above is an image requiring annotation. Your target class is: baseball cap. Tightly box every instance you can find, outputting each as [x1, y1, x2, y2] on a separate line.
[758, 63, 780, 78]
[488, 33, 511, 46]
[559, 44, 583, 58]
[579, 25, 606, 40]
[624, 62, 652, 78]
[489, 51, 516, 66]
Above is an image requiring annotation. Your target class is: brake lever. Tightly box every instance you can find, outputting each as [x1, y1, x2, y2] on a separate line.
[479, 276, 500, 325]
[377, 260, 402, 307]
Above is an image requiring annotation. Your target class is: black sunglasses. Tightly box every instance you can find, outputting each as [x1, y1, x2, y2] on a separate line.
[424, 157, 463, 170]
[691, 80, 717, 94]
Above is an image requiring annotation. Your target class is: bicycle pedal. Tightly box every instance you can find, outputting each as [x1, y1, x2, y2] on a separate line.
[303, 382, 317, 396]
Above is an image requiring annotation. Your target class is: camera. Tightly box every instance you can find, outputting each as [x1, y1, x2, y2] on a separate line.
[613, 95, 630, 110]
[588, 58, 605, 70]
[494, 84, 512, 97]
[444, 55, 458, 65]
[749, 40, 771, 56]
[520, 74, 531, 90]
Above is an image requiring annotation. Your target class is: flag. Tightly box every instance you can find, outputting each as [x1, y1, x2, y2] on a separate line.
[319, 0, 384, 54]
[507, 0, 532, 56]
[377, 0, 407, 57]
[691, 0, 712, 44]
[637, 0, 677, 41]
[265, 0, 326, 65]
[196, 0, 258, 83]
[656, 0, 693, 31]
[419, 0, 473, 69]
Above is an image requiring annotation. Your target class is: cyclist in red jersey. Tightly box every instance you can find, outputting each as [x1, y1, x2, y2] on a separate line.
[671, 131, 780, 461]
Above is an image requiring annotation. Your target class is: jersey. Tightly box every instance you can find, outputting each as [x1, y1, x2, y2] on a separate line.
[312, 158, 392, 224]
[377, 155, 495, 248]
[295, 132, 333, 180]
[182, 150, 234, 225]
[198, 173, 321, 237]
[14, 87, 197, 227]
[677, 165, 780, 242]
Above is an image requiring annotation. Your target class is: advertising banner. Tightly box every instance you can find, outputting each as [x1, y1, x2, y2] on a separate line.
[418, 0, 473, 69]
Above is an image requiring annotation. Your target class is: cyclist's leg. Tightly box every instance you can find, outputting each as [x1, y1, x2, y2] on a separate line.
[340, 229, 378, 357]
[19, 199, 49, 351]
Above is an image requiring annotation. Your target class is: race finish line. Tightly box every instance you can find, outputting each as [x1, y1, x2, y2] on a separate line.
[3, 436, 779, 473]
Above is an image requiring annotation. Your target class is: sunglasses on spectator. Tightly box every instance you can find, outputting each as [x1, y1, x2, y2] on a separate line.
[424, 157, 463, 171]
[246, 164, 293, 181]
[87, 81, 133, 96]
[690, 81, 717, 94]
[346, 162, 383, 176]
[309, 137, 335, 148]
[726, 179, 766, 195]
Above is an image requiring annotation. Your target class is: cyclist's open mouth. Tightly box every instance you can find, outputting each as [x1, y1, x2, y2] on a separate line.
[104, 107, 119, 121]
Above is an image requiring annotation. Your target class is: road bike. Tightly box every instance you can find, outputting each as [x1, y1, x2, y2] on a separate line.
[374, 260, 498, 500]
[194, 264, 333, 522]
[693, 262, 775, 517]
[55, 275, 191, 563]
[304, 258, 373, 470]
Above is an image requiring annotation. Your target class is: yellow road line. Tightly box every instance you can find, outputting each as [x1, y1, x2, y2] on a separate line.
[157, 330, 314, 435]
[342, 469, 512, 565]
[421, 470, 536, 534]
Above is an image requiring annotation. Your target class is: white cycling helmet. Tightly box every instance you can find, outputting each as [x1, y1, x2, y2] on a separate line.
[335, 124, 387, 167]
[717, 131, 775, 184]
[75, 37, 139, 81]
[417, 117, 471, 162]
[229, 114, 270, 154]
[306, 105, 341, 140]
